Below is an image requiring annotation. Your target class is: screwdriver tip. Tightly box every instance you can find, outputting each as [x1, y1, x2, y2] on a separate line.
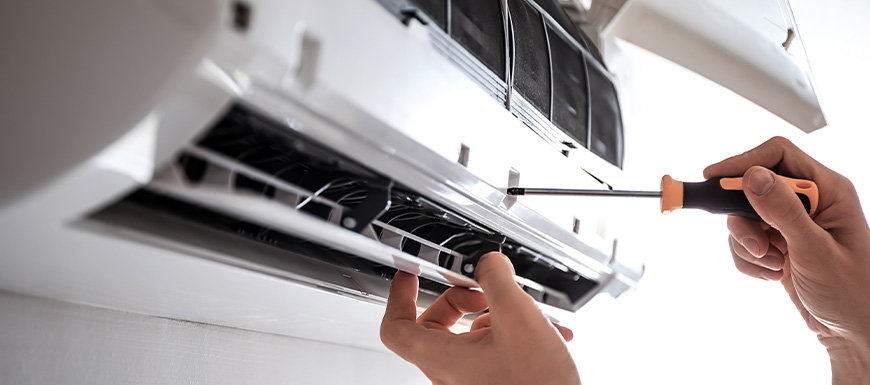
[506, 187, 524, 196]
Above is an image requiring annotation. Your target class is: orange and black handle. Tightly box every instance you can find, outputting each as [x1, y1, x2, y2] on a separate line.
[660, 174, 819, 221]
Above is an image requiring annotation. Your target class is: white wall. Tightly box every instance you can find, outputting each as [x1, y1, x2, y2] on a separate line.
[0, 291, 427, 385]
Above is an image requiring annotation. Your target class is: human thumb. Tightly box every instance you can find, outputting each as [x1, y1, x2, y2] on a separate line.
[743, 166, 823, 244]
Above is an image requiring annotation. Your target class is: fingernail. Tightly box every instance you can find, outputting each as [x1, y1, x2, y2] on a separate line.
[760, 270, 781, 281]
[748, 168, 775, 196]
[742, 238, 761, 257]
[758, 257, 783, 271]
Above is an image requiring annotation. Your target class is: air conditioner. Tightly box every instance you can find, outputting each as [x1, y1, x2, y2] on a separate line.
[0, 0, 821, 364]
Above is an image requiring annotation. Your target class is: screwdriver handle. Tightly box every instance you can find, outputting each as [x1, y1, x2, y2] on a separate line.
[660, 175, 819, 221]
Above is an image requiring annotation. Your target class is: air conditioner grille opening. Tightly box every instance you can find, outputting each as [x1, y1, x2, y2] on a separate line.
[90, 104, 600, 311]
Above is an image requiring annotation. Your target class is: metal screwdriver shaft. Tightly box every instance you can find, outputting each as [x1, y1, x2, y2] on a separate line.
[506, 187, 661, 197]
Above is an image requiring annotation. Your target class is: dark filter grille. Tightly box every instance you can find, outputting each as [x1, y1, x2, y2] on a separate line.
[409, 0, 447, 30]
[588, 66, 624, 167]
[548, 25, 588, 147]
[508, 0, 551, 117]
[450, 0, 507, 80]
[531, 0, 603, 64]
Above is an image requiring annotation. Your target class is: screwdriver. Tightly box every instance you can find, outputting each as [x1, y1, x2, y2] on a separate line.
[506, 175, 819, 221]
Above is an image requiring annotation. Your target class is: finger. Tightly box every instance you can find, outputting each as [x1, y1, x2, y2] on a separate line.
[768, 228, 788, 255]
[470, 313, 491, 331]
[730, 239, 784, 281]
[729, 235, 784, 271]
[727, 216, 770, 258]
[383, 271, 419, 324]
[703, 136, 824, 180]
[417, 287, 488, 330]
[474, 252, 545, 328]
[742, 166, 825, 246]
[380, 272, 445, 360]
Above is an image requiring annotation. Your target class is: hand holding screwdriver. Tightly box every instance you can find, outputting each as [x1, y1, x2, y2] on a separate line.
[706, 137, 870, 382]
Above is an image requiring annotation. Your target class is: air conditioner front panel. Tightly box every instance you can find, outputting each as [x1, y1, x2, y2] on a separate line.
[0, 0, 643, 343]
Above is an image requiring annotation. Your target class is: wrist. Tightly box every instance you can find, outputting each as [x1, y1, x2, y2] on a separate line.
[819, 335, 870, 384]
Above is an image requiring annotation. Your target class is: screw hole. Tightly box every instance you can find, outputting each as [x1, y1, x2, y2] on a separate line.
[232, 1, 252, 32]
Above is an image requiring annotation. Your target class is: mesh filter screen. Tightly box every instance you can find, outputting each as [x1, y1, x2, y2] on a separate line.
[548, 25, 588, 146]
[450, 0, 507, 79]
[409, 0, 447, 30]
[509, 0, 550, 117]
[531, 0, 603, 63]
[588, 66, 623, 167]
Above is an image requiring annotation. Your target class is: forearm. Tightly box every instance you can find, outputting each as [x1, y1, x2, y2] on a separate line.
[821, 336, 870, 384]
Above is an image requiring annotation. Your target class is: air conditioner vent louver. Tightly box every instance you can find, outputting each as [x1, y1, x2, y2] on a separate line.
[97, 104, 599, 311]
